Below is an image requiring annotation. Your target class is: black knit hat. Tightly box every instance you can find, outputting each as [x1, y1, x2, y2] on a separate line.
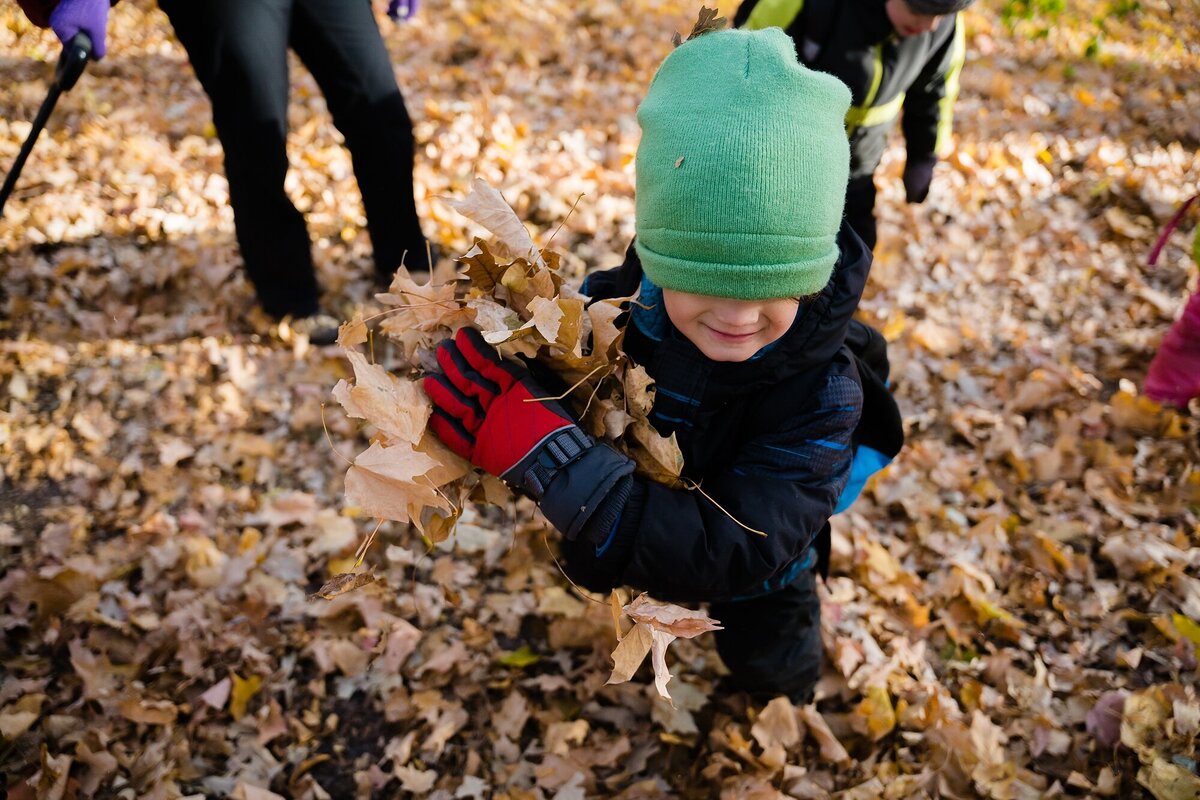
[905, 0, 975, 14]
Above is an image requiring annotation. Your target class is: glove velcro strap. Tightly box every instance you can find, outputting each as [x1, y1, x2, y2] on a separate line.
[509, 426, 595, 499]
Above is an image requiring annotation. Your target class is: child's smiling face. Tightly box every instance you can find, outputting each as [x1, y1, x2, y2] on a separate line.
[661, 288, 801, 362]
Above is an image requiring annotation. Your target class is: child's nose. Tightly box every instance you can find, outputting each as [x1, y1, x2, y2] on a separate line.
[714, 302, 761, 327]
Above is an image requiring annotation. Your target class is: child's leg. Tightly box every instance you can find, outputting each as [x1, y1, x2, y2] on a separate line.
[1145, 291, 1200, 407]
[710, 567, 822, 705]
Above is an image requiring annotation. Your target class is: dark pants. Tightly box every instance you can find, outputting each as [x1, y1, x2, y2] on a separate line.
[710, 567, 822, 704]
[159, 0, 428, 318]
[845, 174, 878, 252]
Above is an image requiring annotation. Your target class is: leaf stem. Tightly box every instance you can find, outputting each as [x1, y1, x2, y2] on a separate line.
[523, 363, 610, 403]
[542, 532, 607, 605]
[320, 403, 356, 467]
[683, 479, 768, 537]
[354, 518, 385, 566]
[541, 192, 586, 257]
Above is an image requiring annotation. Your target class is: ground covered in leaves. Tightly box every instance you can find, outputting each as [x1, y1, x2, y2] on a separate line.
[2, 0, 1200, 798]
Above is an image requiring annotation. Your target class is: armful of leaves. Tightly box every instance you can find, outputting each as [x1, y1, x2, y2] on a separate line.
[330, 178, 685, 546]
[324, 178, 708, 698]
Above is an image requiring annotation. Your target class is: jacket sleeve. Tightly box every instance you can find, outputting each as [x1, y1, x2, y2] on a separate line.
[17, 0, 59, 26]
[901, 16, 966, 161]
[555, 362, 862, 602]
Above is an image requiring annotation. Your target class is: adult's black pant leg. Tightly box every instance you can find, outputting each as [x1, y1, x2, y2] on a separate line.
[159, 0, 319, 318]
[844, 174, 878, 253]
[291, 0, 429, 279]
[710, 568, 823, 705]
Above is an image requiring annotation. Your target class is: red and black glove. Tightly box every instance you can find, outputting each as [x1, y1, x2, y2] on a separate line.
[424, 328, 635, 541]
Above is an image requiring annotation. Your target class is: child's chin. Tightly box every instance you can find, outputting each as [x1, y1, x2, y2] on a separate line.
[696, 341, 758, 363]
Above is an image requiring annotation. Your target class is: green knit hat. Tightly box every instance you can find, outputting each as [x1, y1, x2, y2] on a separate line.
[635, 28, 852, 300]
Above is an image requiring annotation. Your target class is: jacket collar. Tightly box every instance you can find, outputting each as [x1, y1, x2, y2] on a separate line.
[620, 223, 872, 403]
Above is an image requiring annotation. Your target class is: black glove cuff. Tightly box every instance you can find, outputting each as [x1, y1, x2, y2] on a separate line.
[538, 444, 636, 541]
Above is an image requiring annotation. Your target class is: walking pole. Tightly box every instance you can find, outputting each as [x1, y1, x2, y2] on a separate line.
[0, 32, 93, 218]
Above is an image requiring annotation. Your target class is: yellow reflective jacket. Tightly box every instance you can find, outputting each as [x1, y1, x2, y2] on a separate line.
[734, 0, 966, 178]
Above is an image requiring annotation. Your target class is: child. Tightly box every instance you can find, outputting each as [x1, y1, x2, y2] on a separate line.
[1144, 200, 1200, 407]
[424, 27, 904, 703]
[734, 0, 976, 250]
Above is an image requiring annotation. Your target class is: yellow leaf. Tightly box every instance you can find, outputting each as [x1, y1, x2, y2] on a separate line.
[1137, 757, 1200, 800]
[555, 298, 586, 357]
[500, 262, 529, 294]
[0, 694, 46, 739]
[855, 686, 896, 741]
[1110, 390, 1173, 435]
[1173, 614, 1200, 651]
[230, 673, 263, 722]
[238, 527, 262, 555]
[587, 299, 626, 359]
[336, 317, 368, 348]
[881, 311, 907, 341]
[1121, 687, 1171, 758]
[610, 590, 624, 642]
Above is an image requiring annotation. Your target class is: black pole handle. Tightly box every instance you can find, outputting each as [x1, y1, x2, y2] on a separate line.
[55, 32, 93, 92]
[0, 33, 94, 216]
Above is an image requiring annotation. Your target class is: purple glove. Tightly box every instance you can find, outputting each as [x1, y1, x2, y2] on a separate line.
[387, 0, 418, 20]
[903, 156, 937, 204]
[50, 0, 108, 59]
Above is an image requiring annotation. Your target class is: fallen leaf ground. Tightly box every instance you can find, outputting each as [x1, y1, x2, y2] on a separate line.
[2, 1, 1199, 798]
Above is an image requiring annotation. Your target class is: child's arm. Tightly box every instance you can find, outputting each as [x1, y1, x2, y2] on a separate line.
[424, 328, 635, 541]
[900, 16, 966, 181]
[569, 363, 861, 601]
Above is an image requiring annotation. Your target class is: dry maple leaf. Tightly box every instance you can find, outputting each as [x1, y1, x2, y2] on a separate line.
[607, 593, 721, 704]
[623, 593, 722, 638]
[333, 180, 685, 557]
[343, 441, 448, 523]
[673, 6, 727, 47]
[310, 572, 378, 601]
[441, 178, 546, 268]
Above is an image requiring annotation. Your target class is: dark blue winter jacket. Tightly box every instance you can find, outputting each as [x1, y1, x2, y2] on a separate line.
[550, 223, 902, 603]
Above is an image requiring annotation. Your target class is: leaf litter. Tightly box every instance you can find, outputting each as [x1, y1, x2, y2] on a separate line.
[0, 0, 1199, 797]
